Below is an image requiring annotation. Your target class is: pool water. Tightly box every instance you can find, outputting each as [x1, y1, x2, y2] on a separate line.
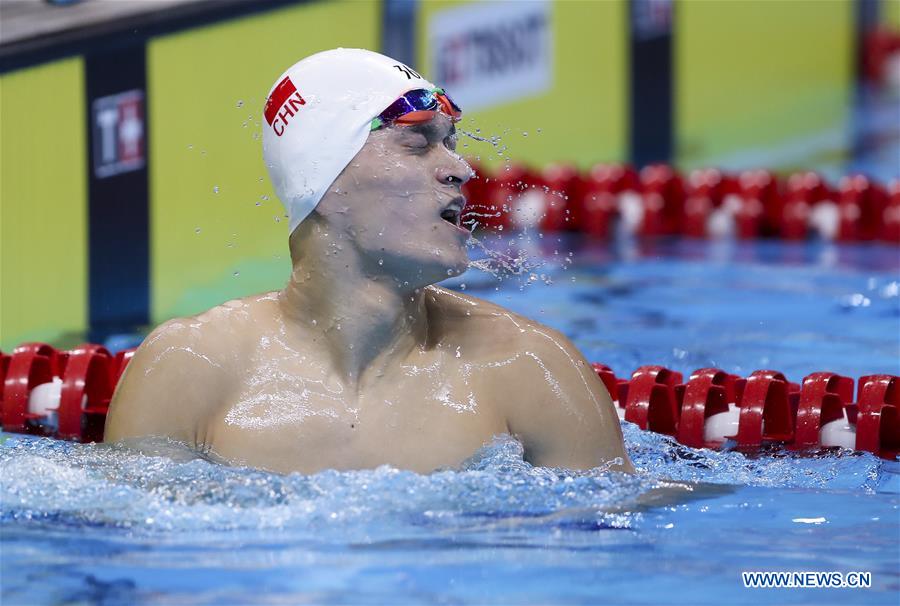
[2, 236, 899, 605]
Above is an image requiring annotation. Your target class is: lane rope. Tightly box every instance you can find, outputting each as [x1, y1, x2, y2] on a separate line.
[461, 164, 900, 244]
[2, 342, 897, 459]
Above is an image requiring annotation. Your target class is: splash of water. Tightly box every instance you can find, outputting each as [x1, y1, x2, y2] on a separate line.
[0, 423, 886, 537]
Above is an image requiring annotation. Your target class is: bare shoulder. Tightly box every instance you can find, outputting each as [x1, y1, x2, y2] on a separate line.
[425, 286, 631, 471]
[424, 285, 585, 365]
[104, 292, 277, 443]
[127, 292, 269, 370]
[425, 285, 599, 411]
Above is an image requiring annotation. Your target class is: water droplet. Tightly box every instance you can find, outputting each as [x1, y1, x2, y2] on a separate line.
[378, 259, 384, 266]
[447, 269, 454, 275]
[522, 131, 528, 137]
[194, 227, 201, 234]
[233, 271, 240, 277]
[460, 283, 466, 290]
[236, 100, 244, 108]
[213, 186, 220, 194]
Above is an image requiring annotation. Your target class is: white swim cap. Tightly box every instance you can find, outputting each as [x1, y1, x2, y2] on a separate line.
[262, 48, 438, 234]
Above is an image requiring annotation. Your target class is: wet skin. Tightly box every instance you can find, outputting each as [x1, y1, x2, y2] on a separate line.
[105, 115, 633, 474]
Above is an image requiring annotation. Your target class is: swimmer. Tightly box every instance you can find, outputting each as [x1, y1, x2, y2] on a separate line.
[105, 49, 633, 475]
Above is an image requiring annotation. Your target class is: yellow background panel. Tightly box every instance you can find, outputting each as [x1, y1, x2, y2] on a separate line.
[0, 59, 88, 351]
[417, 0, 627, 170]
[884, 0, 900, 29]
[676, 0, 854, 168]
[148, 0, 380, 322]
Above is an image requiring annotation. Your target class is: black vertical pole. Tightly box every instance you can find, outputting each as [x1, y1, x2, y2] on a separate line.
[382, 0, 418, 69]
[629, 0, 674, 168]
[85, 44, 150, 342]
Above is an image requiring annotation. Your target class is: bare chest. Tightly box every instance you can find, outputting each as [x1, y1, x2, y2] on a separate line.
[205, 353, 509, 473]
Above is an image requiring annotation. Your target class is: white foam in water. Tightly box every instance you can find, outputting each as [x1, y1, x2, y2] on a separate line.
[0, 423, 886, 536]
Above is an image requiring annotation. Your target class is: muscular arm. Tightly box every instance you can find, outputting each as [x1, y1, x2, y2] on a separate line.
[503, 326, 634, 473]
[104, 319, 230, 446]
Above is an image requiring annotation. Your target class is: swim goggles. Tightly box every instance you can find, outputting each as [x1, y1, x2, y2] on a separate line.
[370, 87, 462, 131]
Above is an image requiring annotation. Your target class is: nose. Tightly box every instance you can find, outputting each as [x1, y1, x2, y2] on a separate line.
[435, 154, 472, 188]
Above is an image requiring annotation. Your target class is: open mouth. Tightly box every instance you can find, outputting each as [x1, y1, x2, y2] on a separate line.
[440, 207, 462, 227]
[440, 198, 466, 229]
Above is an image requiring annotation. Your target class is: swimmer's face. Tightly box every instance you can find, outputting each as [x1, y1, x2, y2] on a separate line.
[317, 113, 472, 286]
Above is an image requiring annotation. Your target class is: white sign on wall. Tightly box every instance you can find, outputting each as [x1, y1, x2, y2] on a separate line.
[426, 0, 553, 112]
[92, 90, 145, 179]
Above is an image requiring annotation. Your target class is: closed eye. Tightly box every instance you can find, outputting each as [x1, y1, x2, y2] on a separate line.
[443, 133, 458, 152]
[399, 130, 430, 149]
[400, 121, 455, 151]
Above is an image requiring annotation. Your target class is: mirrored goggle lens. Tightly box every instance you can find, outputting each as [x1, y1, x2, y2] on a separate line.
[435, 89, 462, 116]
[373, 88, 463, 130]
[379, 89, 439, 124]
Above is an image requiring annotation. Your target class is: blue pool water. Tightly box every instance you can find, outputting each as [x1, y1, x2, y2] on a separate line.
[2, 236, 899, 605]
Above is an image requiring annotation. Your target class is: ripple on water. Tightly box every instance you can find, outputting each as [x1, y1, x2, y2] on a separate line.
[0, 424, 887, 537]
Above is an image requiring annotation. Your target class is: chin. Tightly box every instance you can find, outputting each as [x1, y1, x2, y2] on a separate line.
[447, 251, 469, 276]
[441, 242, 470, 276]
[407, 246, 469, 286]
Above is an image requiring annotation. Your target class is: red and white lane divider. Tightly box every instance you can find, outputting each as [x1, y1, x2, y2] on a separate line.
[864, 26, 900, 90]
[1, 342, 897, 460]
[462, 164, 900, 244]
[593, 364, 899, 461]
[1, 343, 133, 444]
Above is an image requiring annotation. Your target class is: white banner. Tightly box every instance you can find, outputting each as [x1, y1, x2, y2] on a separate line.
[426, 0, 553, 112]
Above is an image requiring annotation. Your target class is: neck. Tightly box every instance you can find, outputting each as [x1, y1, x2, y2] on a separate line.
[280, 220, 429, 390]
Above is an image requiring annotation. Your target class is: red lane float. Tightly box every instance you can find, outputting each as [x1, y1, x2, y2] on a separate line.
[793, 372, 853, 450]
[639, 164, 685, 237]
[855, 375, 900, 460]
[884, 180, 900, 243]
[2, 343, 59, 433]
[837, 175, 888, 241]
[1, 342, 135, 442]
[863, 26, 900, 87]
[2, 342, 897, 460]
[622, 366, 682, 436]
[677, 368, 735, 449]
[736, 169, 781, 238]
[596, 364, 898, 460]
[595, 365, 898, 460]
[574, 164, 642, 237]
[732, 371, 798, 448]
[57, 345, 115, 442]
[465, 163, 899, 244]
